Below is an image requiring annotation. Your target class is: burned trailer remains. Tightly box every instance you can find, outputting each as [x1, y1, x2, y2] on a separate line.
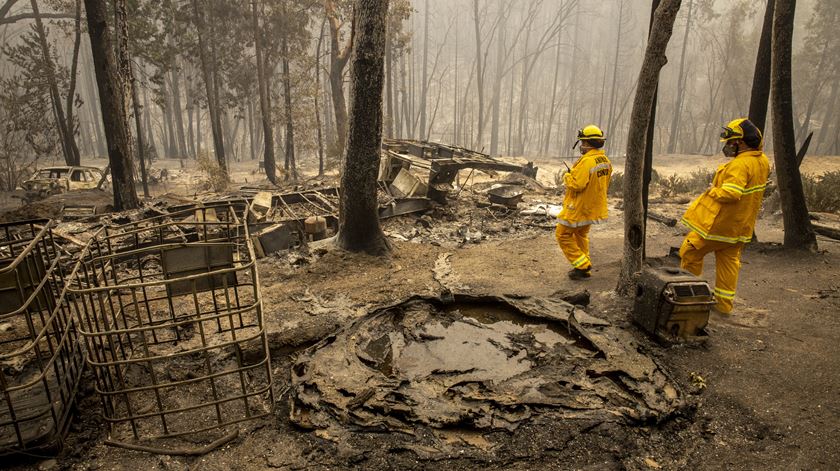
[0, 220, 85, 456]
[68, 202, 274, 446]
[380, 140, 529, 203]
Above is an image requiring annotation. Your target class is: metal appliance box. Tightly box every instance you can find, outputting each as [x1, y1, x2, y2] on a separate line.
[633, 266, 715, 340]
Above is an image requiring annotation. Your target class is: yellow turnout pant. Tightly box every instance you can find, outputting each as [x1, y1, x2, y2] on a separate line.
[679, 231, 744, 313]
[555, 224, 592, 270]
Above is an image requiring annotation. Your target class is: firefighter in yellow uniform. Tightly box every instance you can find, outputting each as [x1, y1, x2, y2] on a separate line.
[679, 118, 770, 314]
[556, 125, 612, 280]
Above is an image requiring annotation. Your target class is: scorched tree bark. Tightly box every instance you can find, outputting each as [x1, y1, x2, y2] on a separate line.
[84, 0, 139, 210]
[336, 0, 390, 255]
[771, 0, 817, 250]
[617, 0, 681, 295]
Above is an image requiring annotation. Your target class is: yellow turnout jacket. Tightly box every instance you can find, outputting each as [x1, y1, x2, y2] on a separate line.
[681, 150, 771, 244]
[558, 148, 612, 227]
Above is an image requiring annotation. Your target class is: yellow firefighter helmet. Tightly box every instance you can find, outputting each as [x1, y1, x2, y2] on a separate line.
[720, 118, 762, 148]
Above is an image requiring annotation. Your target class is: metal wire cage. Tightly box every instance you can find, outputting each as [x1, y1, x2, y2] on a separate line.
[0, 220, 85, 456]
[68, 201, 274, 444]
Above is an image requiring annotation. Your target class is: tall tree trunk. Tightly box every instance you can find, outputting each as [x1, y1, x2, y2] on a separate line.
[336, 0, 389, 255]
[191, 0, 227, 179]
[419, 0, 429, 140]
[281, 36, 296, 181]
[666, 0, 692, 154]
[544, 32, 562, 156]
[489, 17, 504, 156]
[617, 0, 681, 295]
[326, 0, 353, 153]
[170, 67, 188, 158]
[563, 8, 580, 153]
[771, 0, 816, 250]
[252, 0, 276, 183]
[815, 80, 838, 153]
[642, 0, 661, 258]
[185, 79, 195, 157]
[748, 0, 775, 134]
[84, 0, 138, 210]
[384, 18, 394, 138]
[606, 0, 624, 139]
[142, 79, 158, 159]
[316, 17, 327, 175]
[85, 51, 107, 156]
[115, 0, 148, 197]
[31, 0, 80, 166]
[162, 78, 177, 157]
[65, 0, 82, 161]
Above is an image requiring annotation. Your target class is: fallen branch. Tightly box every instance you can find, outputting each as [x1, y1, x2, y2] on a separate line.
[813, 223, 840, 241]
[647, 211, 677, 227]
[104, 430, 238, 456]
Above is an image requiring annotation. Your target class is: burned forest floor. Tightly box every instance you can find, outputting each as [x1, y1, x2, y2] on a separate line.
[4, 155, 840, 471]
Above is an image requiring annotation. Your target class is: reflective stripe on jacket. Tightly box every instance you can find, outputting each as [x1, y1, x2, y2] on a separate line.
[558, 149, 612, 227]
[681, 150, 770, 243]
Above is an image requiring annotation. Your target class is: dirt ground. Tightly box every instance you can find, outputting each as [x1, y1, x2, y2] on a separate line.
[4, 154, 840, 470]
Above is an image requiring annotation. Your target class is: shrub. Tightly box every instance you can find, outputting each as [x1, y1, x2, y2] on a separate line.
[196, 151, 228, 192]
[803, 171, 840, 213]
[608, 171, 623, 197]
[656, 169, 714, 197]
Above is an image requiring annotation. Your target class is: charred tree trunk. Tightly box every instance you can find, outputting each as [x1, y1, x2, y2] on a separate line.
[749, 0, 775, 134]
[191, 0, 227, 179]
[617, 0, 681, 295]
[84, 0, 138, 210]
[170, 67, 188, 158]
[66, 0, 82, 161]
[384, 18, 394, 138]
[326, 0, 353, 154]
[316, 17, 327, 175]
[771, 0, 817, 250]
[252, 1, 276, 184]
[666, 0, 692, 154]
[642, 0, 661, 258]
[281, 36, 297, 181]
[419, 0, 429, 140]
[336, 0, 390, 255]
[31, 0, 80, 166]
[115, 0, 148, 197]
[606, 0, 624, 139]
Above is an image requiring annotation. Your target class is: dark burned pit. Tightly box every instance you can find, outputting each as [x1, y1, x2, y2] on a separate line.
[291, 294, 683, 433]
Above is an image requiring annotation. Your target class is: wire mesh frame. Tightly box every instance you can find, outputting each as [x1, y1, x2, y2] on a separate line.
[0, 220, 85, 456]
[68, 202, 275, 442]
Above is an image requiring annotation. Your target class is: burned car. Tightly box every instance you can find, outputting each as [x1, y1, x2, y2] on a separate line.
[19, 166, 106, 201]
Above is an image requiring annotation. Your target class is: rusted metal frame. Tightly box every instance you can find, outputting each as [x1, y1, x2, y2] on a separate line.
[191, 278, 224, 427]
[127, 287, 169, 436]
[0, 221, 83, 454]
[68, 203, 271, 441]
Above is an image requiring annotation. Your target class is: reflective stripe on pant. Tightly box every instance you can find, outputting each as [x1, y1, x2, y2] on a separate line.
[555, 223, 592, 270]
[679, 231, 743, 313]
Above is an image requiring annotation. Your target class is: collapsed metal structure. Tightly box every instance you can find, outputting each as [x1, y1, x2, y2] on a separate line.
[380, 139, 528, 203]
[0, 220, 85, 456]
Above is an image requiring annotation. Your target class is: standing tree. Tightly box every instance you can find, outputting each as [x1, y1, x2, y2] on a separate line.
[771, 0, 817, 250]
[30, 0, 81, 166]
[84, 0, 139, 210]
[749, 0, 775, 133]
[252, 0, 276, 184]
[335, 0, 389, 255]
[191, 0, 227, 180]
[325, 0, 354, 155]
[617, 0, 681, 294]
